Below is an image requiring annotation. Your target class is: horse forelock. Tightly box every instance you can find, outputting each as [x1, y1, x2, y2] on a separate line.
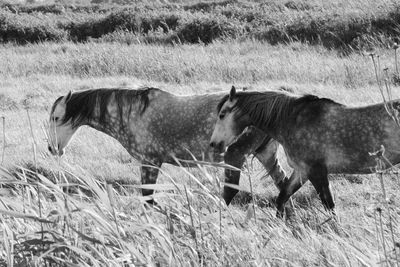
[216, 94, 230, 113]
[50, 96, 63, 117]
[60, 87, 158, 128]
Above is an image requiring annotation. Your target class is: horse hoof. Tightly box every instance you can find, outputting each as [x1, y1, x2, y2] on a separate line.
[285, 206, 297, 222]
[144, 199, 159, 208]
[276, 209, 284, 219]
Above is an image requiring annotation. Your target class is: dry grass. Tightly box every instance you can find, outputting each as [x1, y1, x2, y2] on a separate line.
[1, 158, 399, 266]
[0, 40, 400, 266]
[0, 41, 396, 87]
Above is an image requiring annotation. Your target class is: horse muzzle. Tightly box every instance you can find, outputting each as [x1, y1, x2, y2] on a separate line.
[209, 141, 225, 154]
[48, 145, 64, 156]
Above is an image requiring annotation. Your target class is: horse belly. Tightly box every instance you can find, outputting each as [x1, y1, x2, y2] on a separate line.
[326, 148, 384, 174]
[162, 140, 224, 165]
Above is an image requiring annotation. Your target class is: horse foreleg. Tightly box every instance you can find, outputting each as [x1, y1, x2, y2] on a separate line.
[223, 148, 244, 206]
[141, 163, 161, 205]
[223, 126, 266, 205]
[308, 162, 335, 211]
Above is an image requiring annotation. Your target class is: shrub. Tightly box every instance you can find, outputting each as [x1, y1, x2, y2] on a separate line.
[0, 1, 399, 49]
[177, 13, 244, 44]
[68, 8, 182, 41]
[284, 1, 313, 11]
[251, 26, 289, 45]
[67, 15, 110, 41]
[184, 0, 239, 12]
[251, 10, 399, 49]
[104, 9, 181, 33]
[97, 28, 175, 45]
[280, 14, 368, 48]
[0, 10, 67, 43]
[0, 2, 117, 14]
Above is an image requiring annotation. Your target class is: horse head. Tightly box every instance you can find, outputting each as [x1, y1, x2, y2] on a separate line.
[47, 91, 78, 156]
[210, 86, 252, 153]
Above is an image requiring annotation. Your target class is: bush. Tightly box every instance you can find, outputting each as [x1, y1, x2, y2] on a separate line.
[68, 8, 181, 41]
[183, 0, 239, 12]
[97, 28, 175, 45]
[284, 1, 313, 11]
[251, 10, 400, 49]
[281, 14, 368, 48]
[104, 9, 181, 33]
[0, 2, 117, 14]
[0, 1, 399, 49]
[67, 15, 110, 41]
[177, 13, 244, 44]
[0, 10, 67, 43]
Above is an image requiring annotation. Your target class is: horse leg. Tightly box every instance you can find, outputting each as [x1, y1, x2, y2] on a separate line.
[275, 170, 303, 218]
[223, 126, 266, 205]
[141, 162, 161, 205]
[307, 162, 335, 211]
[223, 144, 246, 205]
[222, 167, 241, 205]
[253, 139, 287, 191]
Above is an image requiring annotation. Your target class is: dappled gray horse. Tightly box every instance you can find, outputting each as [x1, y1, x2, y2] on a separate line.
[47, 87, 287, 204]
[211, 86, 400, 215]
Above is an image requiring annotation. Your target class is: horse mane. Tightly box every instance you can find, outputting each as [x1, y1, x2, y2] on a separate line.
[53, 87, 159, 128]
[217, 90, 340, 130]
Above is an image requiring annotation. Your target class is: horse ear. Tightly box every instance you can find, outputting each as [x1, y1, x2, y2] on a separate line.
[63, 91, 72, 104]
[229, 86, 236, 101]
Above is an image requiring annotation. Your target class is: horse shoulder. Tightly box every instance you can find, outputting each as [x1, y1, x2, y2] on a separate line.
[293, 100, 335, 126]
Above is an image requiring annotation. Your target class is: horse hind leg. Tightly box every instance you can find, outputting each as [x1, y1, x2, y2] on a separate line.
[253, 140, 287, 191]
[254, 140, 296, 213]
[275, 170, 303, 218]
[307, 162, 335, 212]
[141, 162, 161, 205]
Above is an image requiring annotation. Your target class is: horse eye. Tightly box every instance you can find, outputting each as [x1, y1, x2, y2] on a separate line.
[219, 112, 225, 120]
[53, 117, 59, 122]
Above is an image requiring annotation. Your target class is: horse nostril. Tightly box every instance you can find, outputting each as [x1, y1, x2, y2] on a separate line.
[210, 142, 215, 148]
[48, 145, 52, 152]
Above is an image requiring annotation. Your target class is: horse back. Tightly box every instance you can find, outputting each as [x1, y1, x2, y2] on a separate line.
[292, 97, 339, 127]
[138, 92, 222, 161]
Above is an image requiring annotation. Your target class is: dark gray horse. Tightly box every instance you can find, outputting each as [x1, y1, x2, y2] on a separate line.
[47, 87, 288, 204]
[211, 86, 400, 215]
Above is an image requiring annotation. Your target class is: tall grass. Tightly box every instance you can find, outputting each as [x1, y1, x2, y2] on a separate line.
[0, 11, 400, 264]
[0, 100, 398, 265]
[0, 41, 398, 90]
[0, 157, 396, 266]
[365, 47, 400, 266]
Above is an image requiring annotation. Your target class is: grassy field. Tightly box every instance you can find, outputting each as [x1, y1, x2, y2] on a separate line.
[1, 1, 400, 266]
[0, 40, 400, 266]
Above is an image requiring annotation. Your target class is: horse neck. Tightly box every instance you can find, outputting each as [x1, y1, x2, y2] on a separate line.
[85, 95, 132, 143]
[246, 94, 296, 141]
[256, 120, 286, 145]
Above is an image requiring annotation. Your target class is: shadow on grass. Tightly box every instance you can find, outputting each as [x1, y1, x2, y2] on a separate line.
[3, 161, 141, 198]
[230, 189, 319, 209]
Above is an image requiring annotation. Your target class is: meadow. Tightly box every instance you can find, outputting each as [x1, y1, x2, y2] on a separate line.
[1, 0, 400, 266]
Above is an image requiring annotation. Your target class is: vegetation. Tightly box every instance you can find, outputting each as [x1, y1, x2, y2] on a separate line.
[0, 39, 399, 265]
[1, 0, 400, 266]
[0, 0, 399, 48]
